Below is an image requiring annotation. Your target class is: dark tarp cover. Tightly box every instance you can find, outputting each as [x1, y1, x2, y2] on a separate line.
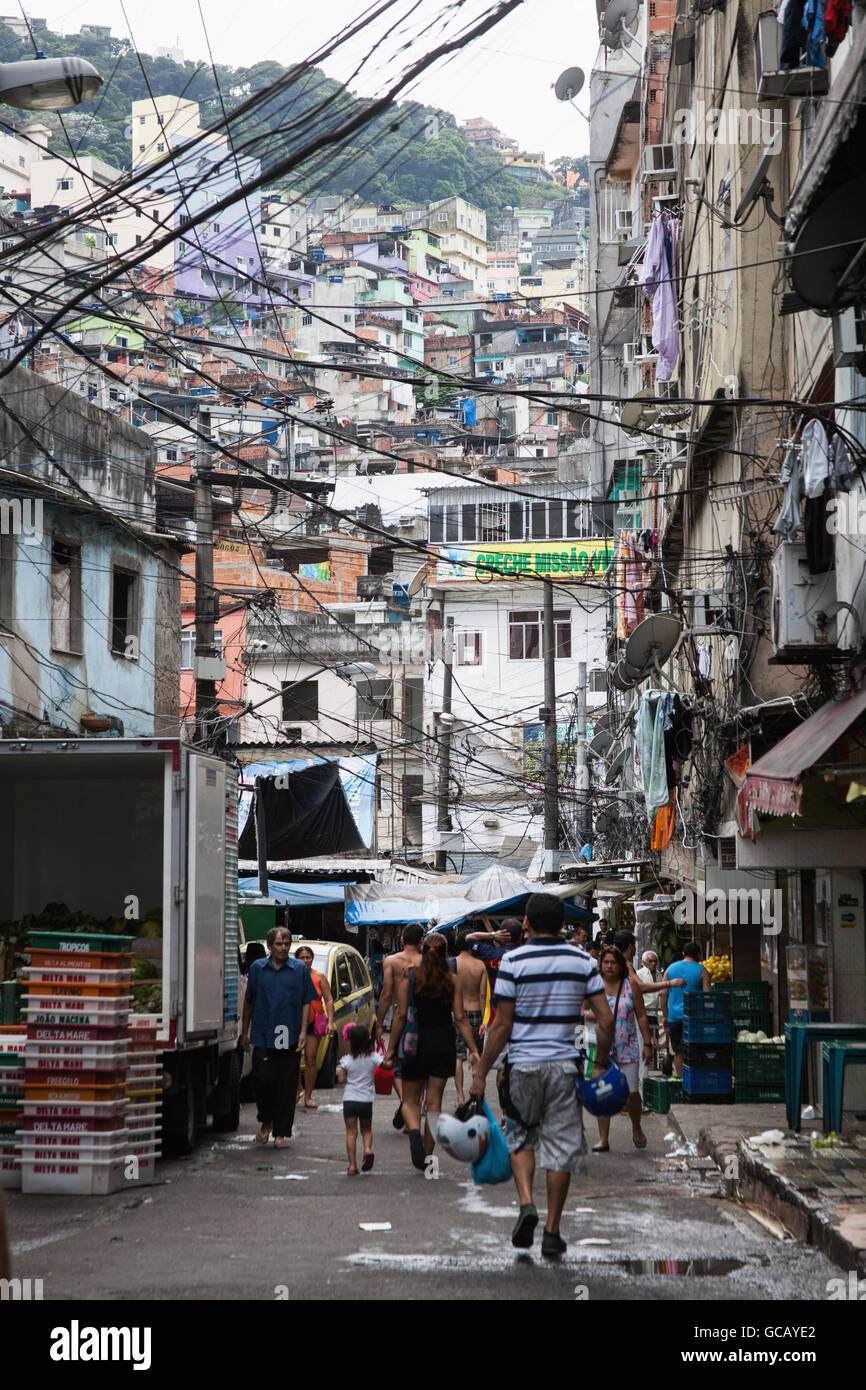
[237, 764, 365, 860]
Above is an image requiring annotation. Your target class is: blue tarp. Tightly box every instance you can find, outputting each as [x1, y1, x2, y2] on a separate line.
[238, 878, 348, 908]
[344, 865, 594, 932]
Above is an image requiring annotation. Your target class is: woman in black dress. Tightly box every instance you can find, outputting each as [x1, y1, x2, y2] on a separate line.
[384, 933, 481, 1170]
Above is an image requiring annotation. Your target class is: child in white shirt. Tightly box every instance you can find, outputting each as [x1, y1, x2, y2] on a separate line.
[337, 1024, 377, 1175]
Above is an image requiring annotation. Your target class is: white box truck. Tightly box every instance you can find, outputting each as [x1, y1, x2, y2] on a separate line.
[0, 737, 241, 1152]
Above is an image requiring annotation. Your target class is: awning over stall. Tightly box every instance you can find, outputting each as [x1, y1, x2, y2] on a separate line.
[344, 864, 595, 931]
[738, 685, 866, 825]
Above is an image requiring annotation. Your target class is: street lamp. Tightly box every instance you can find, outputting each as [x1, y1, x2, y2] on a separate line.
[0, 54, 102, 111]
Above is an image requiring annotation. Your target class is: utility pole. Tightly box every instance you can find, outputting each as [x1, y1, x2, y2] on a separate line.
[435, 614, 454, 873]
[542, 578, 558, 882]
[194, 408, 217, 747]
[575, 661, 589, 850]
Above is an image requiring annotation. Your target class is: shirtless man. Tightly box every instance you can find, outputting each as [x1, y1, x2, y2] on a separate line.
[451, 930, 489, 1105]
[376, 922, 424, 1130]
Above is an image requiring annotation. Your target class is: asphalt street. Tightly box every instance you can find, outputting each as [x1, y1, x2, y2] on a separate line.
[4, 1077, 845, 1303]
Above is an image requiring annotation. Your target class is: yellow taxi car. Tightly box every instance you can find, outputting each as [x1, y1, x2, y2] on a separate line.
[293, 938, 376, 1087]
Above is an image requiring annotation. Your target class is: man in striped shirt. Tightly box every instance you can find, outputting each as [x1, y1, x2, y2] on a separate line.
[470, 893, 614, 1258]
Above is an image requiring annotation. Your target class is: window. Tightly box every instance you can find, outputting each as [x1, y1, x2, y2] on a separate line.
[139, 144, 145, 153]
[115, 335, 128, 348]
[429, 506, 444, 543]
[509, 608, 570, 660]
[0, 531, 15, 630]
[139, 115, 146, 124]
[335, 952, 352, 999]
[18, 155, 25, 168]
[281, 679, 319, 722]
[272, 226, 281, 236]
[347, 952, 368, 994]
[301, 314, 312, 326]
[135, 234, 142, 246]
[479, 502, 507, 542]
[343, 313, 352, 323]
[181, 628, 223, 669]
[403, 676, 424, 740]
[457, 631, 482, 666]
[165, 447, 178, 462]
[212, 222, 221, 233]
[56, 178, 72, 191]
[110, 566, 139, 656]
[719, 837, 737, 870]
[448, 354, 458, 366]
[156, 142, 165, 153]
[357, 678, 393, 722]
[546, 412, 558, 426]
[50, 540, 83, 654]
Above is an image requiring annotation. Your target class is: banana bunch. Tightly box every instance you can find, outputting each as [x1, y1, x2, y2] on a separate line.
[705, 953, 732, 982]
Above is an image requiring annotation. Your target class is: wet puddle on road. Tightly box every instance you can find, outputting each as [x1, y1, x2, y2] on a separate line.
[616, 1258, 745, 1276]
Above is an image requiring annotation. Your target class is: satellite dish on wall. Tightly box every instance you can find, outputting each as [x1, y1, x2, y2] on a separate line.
[619, 389, 659, 436]
[589, 729, 614, 758]
[605, 747, 629, 784]
[601, 0, 641, 48]
[610, 659, 637, 692]
[734, 147, 775, 224]
[790, 173, 866, 312]
[624, 612, 683, 672]
[406, 563, 427, 596]
[554, 67, 585, 102]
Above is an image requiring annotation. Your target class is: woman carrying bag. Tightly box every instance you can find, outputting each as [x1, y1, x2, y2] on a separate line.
[591, 945, 651, 1152]
[295, 946, 335, 1109]
[384, 933, 480, 1171]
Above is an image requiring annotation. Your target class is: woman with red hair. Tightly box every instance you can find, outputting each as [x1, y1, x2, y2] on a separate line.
[384, 932, 480, 1170]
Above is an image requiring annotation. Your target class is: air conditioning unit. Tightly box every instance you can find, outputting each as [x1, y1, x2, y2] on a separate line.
[279, 724, 303, 738]
[754, 10, 828, 101]
[654, 379, 680, 399]
[667, 430, 689, 467]
[833, 304, 866, 371]
[615, 209, 633, 236]
[357, 575, 385, 599]
[687, 590, 727, 634]
[771, 541, 839, 657]
[589, 667, 607, 693]
[642, 145, 677, 180]
[635, 332, 658, 363]
[623, 342, 639, 366]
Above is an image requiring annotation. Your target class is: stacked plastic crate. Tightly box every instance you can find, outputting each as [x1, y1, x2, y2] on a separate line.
[19, 931, 134, 1195]
[0, 1025, 26, 1188]
[125, 1016, 162, 1187]
[712, 981, 771, 1036]
[682, 993, 733, 1103]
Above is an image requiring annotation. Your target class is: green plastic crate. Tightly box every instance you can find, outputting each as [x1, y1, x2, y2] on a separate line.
[642, 1074, 683, 1114]
[731, 1009, 772, 1035]
[713, 981, 770, 1012]
[735, 1081, 785, 1104]
[734, 1042, 785, 1082]
[27, 930, 135, 954]
[0, 981, 22, 1025]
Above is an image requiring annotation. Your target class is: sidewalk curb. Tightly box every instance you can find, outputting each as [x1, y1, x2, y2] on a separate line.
[669, 1111, 866, 1276]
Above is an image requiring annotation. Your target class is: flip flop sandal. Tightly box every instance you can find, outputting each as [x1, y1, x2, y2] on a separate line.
[273, 1137, 290, 1148]
[633, 1137, 648, 1149]
[361, 1152, 375, 1172]
[591, 1143, 610, 1153]
[255, 1124, 272, 1145]
[304, 1100, 319, 1109]
[347, 1166, 359, 1176]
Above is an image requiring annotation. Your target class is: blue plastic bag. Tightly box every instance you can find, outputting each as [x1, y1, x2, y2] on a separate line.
[471, 1100, 512, 1186]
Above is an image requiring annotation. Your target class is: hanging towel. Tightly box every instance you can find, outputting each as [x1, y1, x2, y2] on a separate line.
[772, 446, 802, 537]
[641, 215, 680, 382]
[830, 434, 853, 492]
[636, 690, 671, 821]
[651, 790, 677, 850]
[825, 0, 851, 46]
[801, 417, 831, 497]
[803, 0, 826, 67]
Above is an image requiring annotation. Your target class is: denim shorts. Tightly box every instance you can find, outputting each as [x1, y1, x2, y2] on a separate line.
[503, 1059, 586, 1174]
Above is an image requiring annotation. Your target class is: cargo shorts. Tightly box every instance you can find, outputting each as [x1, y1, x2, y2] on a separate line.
[502, 1059, 586, 1175]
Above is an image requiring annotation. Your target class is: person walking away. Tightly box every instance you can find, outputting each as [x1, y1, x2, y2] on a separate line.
[294, 946, 335, 1109]
[636, 949, 663, 1072]
[338, 1024, 377, 1175]
[662, 941, 710, 1076]
[470, 893, 614, 1259]
[591, 946, 651, 1152]
[241, 927, 316, 1147]
[376, 923, 425, 1130]
[384, 933, 480, 1171]
[451, 930, 487, 1105]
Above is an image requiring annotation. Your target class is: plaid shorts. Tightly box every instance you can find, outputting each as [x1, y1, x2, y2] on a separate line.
[503, 1059, 586, 1174]
[455, 1009, 483, 1060]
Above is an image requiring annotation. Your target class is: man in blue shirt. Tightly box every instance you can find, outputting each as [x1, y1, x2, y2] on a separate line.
[241, 926, 316, 1146]
[662, 940, 710, 1075]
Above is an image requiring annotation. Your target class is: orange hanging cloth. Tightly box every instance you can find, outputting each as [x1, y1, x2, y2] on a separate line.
[651, 789, 676, 850]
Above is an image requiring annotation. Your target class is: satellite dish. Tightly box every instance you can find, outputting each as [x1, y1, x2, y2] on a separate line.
[790, 173, 866, 312]
[619, 389, 659, 437]
[610, 659, 637, 692]
[734, 147, 775, 224]
[605, 747, 629, 785]
[589, 729, 613, 759]
[601, 0, 641, 48]
[624, 612, 683, 672]
[406, 563, 427, 596]
[554, 67, 585, 102]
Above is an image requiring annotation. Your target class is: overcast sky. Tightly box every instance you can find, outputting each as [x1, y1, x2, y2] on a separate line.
[30, 0, 598, 158]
